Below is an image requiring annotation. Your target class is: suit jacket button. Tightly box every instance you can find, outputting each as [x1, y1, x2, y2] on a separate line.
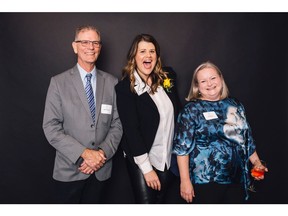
[92, 142, 95, 146]
[91, 124, 94, 128]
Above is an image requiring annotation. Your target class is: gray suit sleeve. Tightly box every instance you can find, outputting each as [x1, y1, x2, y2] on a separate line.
[42, 77, 86, 163]
[97, 76, 123, 161]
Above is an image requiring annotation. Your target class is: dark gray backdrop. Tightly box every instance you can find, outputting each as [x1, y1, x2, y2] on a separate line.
[0, 13, 287, 203]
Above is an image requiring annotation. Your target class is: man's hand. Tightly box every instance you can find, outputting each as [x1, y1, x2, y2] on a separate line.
[78, 161, 95, 174]
[79, 148, 106, 172]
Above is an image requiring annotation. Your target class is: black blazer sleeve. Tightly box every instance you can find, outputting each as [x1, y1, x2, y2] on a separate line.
[115, 77, 159, 158]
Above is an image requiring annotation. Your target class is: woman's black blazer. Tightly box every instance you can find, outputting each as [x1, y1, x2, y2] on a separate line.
[115, 68, 181, 166]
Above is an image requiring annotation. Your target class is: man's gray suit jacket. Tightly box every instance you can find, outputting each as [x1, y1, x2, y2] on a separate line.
[43, 65, 122, 182]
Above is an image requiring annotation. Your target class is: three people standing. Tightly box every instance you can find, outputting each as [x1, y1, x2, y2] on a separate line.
[43, 26, 267, 204]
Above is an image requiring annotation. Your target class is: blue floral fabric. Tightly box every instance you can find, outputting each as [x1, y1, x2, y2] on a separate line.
[172, 97, 256, 200]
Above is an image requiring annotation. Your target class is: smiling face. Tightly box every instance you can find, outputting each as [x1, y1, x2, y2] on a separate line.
[135, 41, 157, 80]
[72, 29, 101, 71]
[197, 67, 223, 101]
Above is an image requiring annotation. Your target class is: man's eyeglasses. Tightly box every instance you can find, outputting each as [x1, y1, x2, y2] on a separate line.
[74, 40, 102, 48]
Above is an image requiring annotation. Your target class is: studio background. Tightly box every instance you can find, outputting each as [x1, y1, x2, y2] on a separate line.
[0, 13, 287, 204]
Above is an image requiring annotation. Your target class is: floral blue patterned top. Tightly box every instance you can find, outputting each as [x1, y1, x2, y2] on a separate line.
[172, 97, 256, 200]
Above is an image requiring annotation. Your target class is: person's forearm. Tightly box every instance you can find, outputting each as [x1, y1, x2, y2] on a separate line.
[177, 155, 190, 181]
[249, 151, 261, 165]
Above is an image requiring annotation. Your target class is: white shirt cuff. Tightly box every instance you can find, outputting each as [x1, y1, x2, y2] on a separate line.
[133, 153, 153, 174]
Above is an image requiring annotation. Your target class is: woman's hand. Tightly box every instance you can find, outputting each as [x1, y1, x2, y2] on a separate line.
[144, 170, 161, 191]
[252, 160, 268, 180]
[180, 179, 195, 203]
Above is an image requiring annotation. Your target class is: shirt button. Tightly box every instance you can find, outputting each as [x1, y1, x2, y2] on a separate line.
[91, 124, 94, 128]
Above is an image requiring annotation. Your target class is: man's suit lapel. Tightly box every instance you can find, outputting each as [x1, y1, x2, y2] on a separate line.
[70, 66, 92, 121]
[95, 70, 104, 125]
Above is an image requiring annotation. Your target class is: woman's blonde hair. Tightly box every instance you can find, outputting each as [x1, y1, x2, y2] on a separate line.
[185, 61, 229, 101]
[122, 34, 167, 94]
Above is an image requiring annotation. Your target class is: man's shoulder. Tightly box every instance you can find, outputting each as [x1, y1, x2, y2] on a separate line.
[53, 66, 76, 79]
[97, 69, 118, 82]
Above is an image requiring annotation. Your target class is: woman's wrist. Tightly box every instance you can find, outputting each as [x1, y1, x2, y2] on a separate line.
[252, 159, 261, 166]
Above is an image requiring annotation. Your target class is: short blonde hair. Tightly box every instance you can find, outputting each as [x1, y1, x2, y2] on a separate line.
[186, 61, 229, 101]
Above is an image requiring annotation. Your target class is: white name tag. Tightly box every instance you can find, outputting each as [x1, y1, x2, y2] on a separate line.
[101, 104, 112, 114]
[203, 111, 218, 120]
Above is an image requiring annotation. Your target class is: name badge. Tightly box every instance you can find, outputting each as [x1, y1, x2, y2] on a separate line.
[101, 104, 112, 114]
[203, 111, 218, 120]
